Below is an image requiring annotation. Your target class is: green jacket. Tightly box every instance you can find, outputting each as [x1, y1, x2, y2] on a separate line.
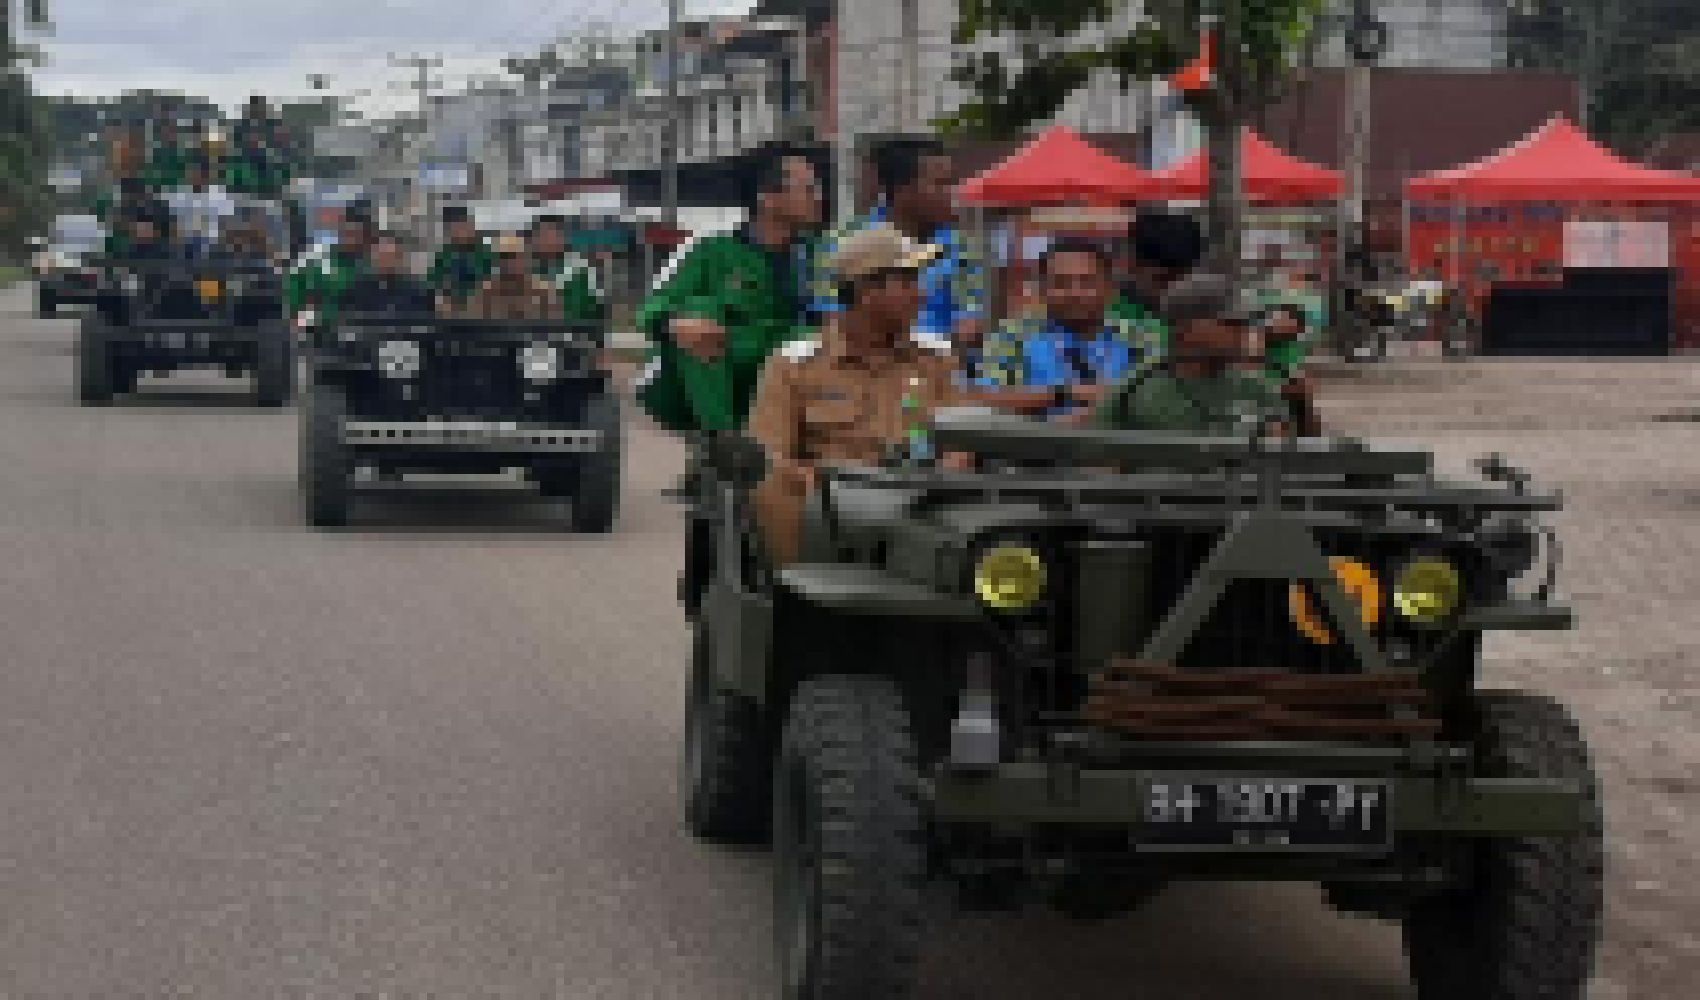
[1105, 295, 1171, 364]
[1263, 339, 1310, 384]
[223, 155, 290, 199]
[634, 231, 811, 432]
[428, 242, 495, 305]
[144, 146, 192, 192]
[535, 253, 606, 327]
[637, 232, 805, 361]
[285, 248, 370, 325]
[1095, 364, 1286, 434]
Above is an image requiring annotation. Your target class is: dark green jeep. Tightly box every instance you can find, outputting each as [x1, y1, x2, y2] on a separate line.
[679, 410, 1600, 1000]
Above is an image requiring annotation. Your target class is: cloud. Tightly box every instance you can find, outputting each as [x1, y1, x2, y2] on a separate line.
[29, 0, 755, 110]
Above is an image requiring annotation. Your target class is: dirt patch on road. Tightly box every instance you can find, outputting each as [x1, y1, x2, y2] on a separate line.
[1324, 362, 1700, 1000]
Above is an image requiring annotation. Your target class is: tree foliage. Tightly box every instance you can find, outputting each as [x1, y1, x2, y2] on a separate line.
[2, 1, 53, 254]
[944, 0, 1328, 138]
[1507, 0, 1699, 151]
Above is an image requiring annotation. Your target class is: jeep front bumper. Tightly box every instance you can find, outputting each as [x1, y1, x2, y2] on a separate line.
[342, 419, 605, 454]
[931, 740, 1587, 839]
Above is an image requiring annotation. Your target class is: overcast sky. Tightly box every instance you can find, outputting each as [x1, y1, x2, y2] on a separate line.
[28, 0, 754, 114]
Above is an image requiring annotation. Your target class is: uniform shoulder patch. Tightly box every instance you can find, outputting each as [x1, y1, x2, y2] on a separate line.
[778, 338, 821, 362]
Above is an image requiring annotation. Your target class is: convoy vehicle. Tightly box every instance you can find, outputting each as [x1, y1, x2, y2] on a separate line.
[32, 215, 107, 316]
[679, 409, 1598, 1000]
[78, 227, 294, 407]
[300, 312, 620, 531]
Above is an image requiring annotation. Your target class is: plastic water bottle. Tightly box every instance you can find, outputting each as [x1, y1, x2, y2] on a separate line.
[902, 377, 933, 465]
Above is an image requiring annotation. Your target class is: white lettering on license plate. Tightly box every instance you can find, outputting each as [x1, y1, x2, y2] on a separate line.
[1144, 780, 1386, 835]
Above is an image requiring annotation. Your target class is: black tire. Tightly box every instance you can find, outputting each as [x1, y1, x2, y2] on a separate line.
[112, 361, 139, 397]
[77, 317, 112, 405]
[38, 288, 57, 318]
[254, 323, 296, 407]
[773, 675, 925, 1000]
[301, 383, 351, 528]
[1403, 692, 1604, 1000]
[681, 627, 772, 844]
[569, 393, 622, 533]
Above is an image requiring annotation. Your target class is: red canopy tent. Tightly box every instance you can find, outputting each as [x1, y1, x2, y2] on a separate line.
[956, 125, 1153, 206]
[1405, 116, 1700, 352]
[1408, 115, 1700, 202]
[1144, 128, 1344, 204]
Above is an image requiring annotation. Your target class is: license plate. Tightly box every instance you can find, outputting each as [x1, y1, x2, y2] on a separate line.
[1138, 775, 1391, 851]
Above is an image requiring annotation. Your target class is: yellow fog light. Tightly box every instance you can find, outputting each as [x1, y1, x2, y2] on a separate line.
[1289, 557, 1382, 646]
[196, 278, 223, 302]
[974, 544, 1046, 613]
[1392, 557, 1463, 626]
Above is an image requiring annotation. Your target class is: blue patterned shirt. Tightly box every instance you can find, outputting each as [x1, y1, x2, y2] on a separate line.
[976, 308, 1148, 417]
[808, 204, 987, 347]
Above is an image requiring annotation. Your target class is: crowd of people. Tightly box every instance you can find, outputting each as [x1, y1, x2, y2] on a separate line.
[281, 206, 608, 328]
[633, 140, 1321, 556]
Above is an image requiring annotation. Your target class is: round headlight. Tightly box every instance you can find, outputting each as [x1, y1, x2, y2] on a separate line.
[519, 343, 561, 384]
[974, 544, 1047, 613]
[376, 339, 422, 380]
[122, 274, 143, 294]
[1392, 557, 1463, 627]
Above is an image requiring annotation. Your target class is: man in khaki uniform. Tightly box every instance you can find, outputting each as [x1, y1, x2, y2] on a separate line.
[448, 234, 560, 321]
[748, 224, 970, 564]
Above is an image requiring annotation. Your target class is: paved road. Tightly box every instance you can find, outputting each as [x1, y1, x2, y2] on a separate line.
[0, 281, 1688, 998]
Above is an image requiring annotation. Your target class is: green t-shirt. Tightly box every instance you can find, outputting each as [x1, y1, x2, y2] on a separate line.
[1263, 339, 1309, 384]
[534, 253, 606, 327]
[285, 249, 370, 325]
[1095, 365, 1287, 434]
[428, 242, 495, 304]
[1106, 295, 1170, 363]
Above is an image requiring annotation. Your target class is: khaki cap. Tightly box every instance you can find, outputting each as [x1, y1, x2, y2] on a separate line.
[494, 233, 528, 256]
[831, 224, 940, 283]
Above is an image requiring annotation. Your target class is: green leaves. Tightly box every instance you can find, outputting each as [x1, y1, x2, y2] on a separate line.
[948, 0, 1324, 138]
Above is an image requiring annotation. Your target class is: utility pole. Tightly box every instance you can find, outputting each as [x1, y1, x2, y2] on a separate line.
[663, 0, 681, 235]
[1578, 0, 1603, 132]
[1336, 0, 1386, 360]
[900, 0, 921, 132]
[1202, 3, 1246, 281]
[390, 52, 442, 242]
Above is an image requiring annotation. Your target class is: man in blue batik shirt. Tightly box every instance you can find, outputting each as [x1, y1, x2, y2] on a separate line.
[972, 239, 1145, 421]
[809, 138, 987, 365]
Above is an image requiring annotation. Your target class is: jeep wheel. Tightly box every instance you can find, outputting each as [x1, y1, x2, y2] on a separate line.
[569, 394, 621, 533]
[302, 383, 351, 527]
[681, 627, 771, 844]
[1402, 692, 1604, 1000]
[773, 675, 924, 1000]
[254, 324, 296, 407]
[38, 289, 57, 318]
[77, 317, 113, 405]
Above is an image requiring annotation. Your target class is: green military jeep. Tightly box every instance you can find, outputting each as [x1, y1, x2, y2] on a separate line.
[679, 409, 1600, 1000]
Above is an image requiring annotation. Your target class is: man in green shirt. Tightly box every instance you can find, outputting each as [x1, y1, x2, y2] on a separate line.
[428, 206, 495, 310]
[285, 211, 376, 331]
[1096, 272, 1305, 435]
[634, 145, 824, 434]
[1107, 209, 1208, 363]
[528, 214, 606, 328]
[144, 119, 192, 193]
